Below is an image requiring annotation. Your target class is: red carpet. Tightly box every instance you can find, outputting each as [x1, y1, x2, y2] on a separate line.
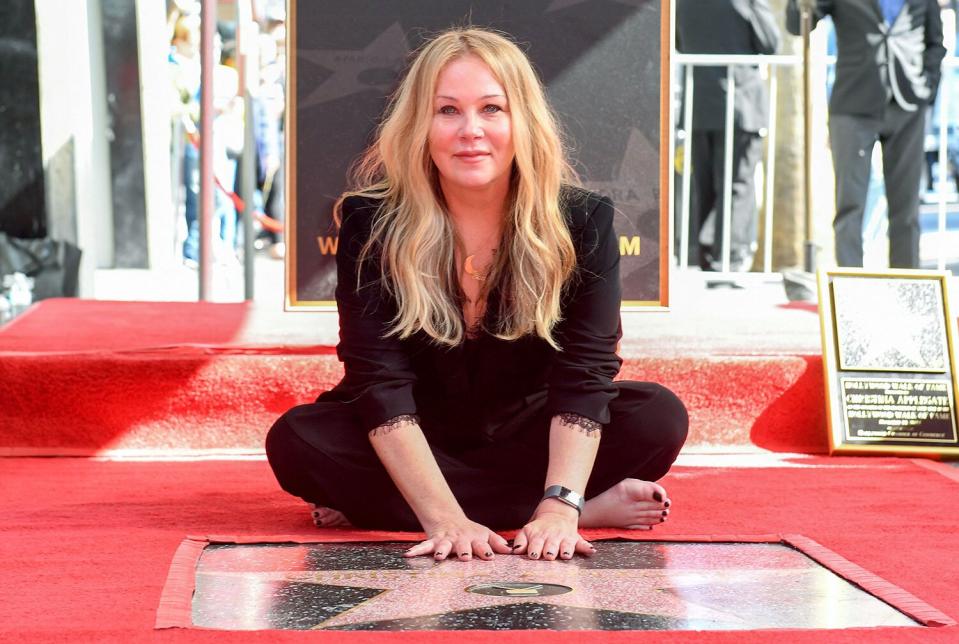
[1, 456, 957, 642]
[0, 299, 830, 454]
[0, 299, 252, 352]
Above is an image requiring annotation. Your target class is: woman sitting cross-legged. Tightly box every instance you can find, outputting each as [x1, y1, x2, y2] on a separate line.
[266, 27, 688, 562]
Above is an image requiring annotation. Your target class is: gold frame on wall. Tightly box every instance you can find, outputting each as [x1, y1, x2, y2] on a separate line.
[818, 268, 959, 457]
[284, 0, 672, 310]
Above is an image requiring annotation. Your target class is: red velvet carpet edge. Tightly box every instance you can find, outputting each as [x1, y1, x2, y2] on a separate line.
[0, 299, 832, 454]
[2, 456, 959, 643]
[154, 533, 953, 630]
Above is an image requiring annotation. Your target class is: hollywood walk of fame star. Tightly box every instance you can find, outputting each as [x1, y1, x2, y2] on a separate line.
[586, 127, 659, 218]
[192, 542, 920, 631]
[298, 23, 409, 109]
[584, 127, 661, 290]
[201, 557, 827, 629]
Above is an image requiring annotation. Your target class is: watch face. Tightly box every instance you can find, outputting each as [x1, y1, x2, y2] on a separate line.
[544, 486, 584, 513]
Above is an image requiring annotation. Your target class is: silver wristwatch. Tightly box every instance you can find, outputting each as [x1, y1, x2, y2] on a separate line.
[541, 485, 585, 515]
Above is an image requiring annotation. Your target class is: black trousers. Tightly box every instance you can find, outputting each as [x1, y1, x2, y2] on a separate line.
[829, 104, 925, 268]
[265, 381, 688, 531]
[687, 128, 764, 270]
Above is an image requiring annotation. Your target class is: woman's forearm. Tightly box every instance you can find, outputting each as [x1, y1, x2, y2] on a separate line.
[368, 415, 466, 530]
[537, 413, 602, 517]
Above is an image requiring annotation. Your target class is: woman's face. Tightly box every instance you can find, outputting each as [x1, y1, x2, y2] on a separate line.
[428, 55, 515, 197]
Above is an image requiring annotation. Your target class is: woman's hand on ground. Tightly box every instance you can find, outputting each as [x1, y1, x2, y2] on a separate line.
[513, 500, 595, 560]
[404, 517, 512, 561]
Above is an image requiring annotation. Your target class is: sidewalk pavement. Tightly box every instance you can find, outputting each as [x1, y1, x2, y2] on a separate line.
[92, 256, 821, 351]
[91, 255, 959, 354]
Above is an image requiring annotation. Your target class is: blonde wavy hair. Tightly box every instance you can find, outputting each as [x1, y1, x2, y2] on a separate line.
[337, 27, 578, 348]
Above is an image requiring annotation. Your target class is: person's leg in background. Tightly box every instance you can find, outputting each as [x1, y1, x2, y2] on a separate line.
[881, 104, 925, 269]
[264, 146, 285, 259]
[213, 157, 238, 264]
[720, 128, 763, 271]
[690, 130, 718, 270]
[829, 113, 879, 267]
[182, 142, 199, 263]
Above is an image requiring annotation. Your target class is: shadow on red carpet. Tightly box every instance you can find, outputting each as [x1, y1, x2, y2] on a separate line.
[749, 355, 830, 453]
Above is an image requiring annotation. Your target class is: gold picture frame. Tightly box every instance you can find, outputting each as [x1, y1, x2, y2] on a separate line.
[818, 268, 959, 457]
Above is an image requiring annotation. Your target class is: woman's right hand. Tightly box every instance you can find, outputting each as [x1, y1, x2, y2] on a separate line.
[404, 516, 513, 561]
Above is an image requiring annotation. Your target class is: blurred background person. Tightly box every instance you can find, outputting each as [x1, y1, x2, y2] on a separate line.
[168, 9, 202, 265]
[676, 0, 781, 272]
[253, 10, 287, 260]
[787, 0, 946, 268]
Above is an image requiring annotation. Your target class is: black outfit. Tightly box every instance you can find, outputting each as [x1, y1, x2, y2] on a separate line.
[266, 189, 688, 530]
[676, 0, 781, 271]
[787, 0, 946, 268]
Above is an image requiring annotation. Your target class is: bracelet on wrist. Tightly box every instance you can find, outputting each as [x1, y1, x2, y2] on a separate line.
[541, 485, 585, 515]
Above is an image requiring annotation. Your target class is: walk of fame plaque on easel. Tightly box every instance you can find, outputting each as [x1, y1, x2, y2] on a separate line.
[818, 269, 959, 456]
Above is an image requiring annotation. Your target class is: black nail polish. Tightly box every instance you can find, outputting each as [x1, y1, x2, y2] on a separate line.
[653, 491, 663, 502]
[662, 510, 668, 517]
[562, 551, 570, 556]
[530, 552, 538, 558]
[664, 500, 671, 508]
[485, 552, 493, 557]
[660, 517, 665, 522]
[546, 551, 554, 556]
[512, 545, 521, 550]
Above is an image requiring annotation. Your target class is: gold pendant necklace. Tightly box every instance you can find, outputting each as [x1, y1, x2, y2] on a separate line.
[464, 246, 498, 282]
[464, 254, 488, 282]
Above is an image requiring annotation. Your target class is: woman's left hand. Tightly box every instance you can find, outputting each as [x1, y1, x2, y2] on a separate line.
[512, 499, 595, 560]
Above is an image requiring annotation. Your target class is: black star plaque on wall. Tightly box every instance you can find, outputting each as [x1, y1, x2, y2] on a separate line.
[287, 0, 667, 308]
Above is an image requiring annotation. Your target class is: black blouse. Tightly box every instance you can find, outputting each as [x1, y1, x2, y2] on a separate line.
[319, 187, 623, 442]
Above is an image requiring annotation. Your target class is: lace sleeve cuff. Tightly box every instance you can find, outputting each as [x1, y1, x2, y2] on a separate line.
[556, 412, 603, 437]
[368, 414, 421, 437]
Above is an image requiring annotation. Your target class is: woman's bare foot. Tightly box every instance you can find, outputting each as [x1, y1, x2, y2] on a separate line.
[309, 503, 352, 528]
[579, 479, 671, 529]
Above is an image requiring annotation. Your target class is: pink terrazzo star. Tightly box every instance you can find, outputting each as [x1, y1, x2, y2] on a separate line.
[255, 556, 805, 628]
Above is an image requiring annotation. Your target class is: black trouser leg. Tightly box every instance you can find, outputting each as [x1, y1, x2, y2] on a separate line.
[829, 113, 879, 268]
[881, 105, 925, 269]
[690, 131, 718, 269]
[265, 402, 421, 530]
[265, 382, 688, 531]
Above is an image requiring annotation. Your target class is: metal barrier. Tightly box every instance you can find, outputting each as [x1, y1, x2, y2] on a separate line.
[672, 52, 957, 273]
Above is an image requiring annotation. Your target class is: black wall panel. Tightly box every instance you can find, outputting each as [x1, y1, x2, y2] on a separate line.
[0, 0, 46, 239]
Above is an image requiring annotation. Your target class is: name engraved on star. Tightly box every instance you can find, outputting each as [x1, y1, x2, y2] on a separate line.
[839, 377, 957, 444]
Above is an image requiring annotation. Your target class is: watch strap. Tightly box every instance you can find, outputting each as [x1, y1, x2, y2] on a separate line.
[541, 485, 585, 515]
